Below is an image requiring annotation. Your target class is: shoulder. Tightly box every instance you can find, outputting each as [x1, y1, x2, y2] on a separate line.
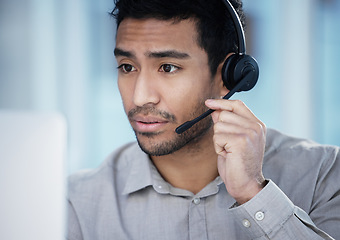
[263, 128, 339, 190]
[265, 128, 339, 163]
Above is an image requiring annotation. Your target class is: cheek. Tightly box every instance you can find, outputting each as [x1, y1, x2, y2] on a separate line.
[164, 75, 214, 115]
[118, 79, 133, 112]
[165, 85, 208, 122]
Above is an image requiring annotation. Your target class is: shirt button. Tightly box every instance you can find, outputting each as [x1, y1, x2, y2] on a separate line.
[242, 219, 251, 228]
[255, 211, 265, 221]
[193, 198, 201, 205]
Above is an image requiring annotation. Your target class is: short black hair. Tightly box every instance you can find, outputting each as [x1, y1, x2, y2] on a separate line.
[110, 0, 245, 76]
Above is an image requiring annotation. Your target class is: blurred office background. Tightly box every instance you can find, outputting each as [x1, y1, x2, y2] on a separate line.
[1, 0, 339, 174]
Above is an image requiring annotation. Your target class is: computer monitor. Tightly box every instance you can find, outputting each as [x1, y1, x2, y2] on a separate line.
[0, 111, 67, 240]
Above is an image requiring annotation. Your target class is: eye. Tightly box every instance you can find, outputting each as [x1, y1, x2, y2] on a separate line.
[117, 64, 136, 73]
[159, 64, 180, 73]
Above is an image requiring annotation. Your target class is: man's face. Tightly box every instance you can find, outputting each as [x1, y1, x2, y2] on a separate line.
[115, 18, 223, 156]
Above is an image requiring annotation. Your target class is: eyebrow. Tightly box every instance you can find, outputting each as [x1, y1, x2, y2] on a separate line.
[114, 47, 190, 60]
[114, 48, 134, 58]
[147, 50, 190, 59]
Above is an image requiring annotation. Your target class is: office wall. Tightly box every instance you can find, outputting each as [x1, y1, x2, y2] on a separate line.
[1, 0, 339, 173]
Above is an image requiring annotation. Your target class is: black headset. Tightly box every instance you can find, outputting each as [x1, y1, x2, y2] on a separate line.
[175, 0, 259, 134]
[221, 0, 259, 92]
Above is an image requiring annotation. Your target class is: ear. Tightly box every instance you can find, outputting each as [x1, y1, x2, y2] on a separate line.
[216, 53, 235, 97]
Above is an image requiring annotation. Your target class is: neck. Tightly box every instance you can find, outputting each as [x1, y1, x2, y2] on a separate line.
[151, 130, 218, 194]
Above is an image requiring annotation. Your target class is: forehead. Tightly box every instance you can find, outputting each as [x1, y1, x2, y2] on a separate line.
[115, 18, 200, 52]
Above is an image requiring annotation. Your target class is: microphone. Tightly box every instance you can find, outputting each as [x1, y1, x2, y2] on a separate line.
[175, 71, 255, 134]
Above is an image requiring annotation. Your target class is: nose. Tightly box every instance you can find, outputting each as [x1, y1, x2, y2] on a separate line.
[133, 70, 160, 107]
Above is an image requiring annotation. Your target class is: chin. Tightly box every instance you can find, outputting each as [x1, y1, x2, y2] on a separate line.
[134, 131, 180, 156]
[135, 117, 213, 156]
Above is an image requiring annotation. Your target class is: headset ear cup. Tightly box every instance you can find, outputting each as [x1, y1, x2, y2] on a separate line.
[221, 54, 259, 92]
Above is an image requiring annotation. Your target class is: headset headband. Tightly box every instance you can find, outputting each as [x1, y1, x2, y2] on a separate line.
[221, 0, 246, 54]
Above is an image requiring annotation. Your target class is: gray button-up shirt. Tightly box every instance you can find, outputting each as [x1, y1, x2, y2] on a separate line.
[67, 129, 340, 239]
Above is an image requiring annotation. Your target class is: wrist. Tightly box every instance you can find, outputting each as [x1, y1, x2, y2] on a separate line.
[235, 178, 268, 205]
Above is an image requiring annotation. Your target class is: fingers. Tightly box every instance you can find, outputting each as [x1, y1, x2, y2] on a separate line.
[206, 99, 263, 126]
[213, 110, 261, 130]
[205, 98, 266, 158]
[213, 122, 264, 154]
[206, 98, 266, 134]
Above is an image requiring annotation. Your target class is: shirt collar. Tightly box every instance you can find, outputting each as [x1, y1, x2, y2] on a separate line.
[121, 148, 191, 196]
[122, 146, 154, 195]
[121, 143, 224, 198]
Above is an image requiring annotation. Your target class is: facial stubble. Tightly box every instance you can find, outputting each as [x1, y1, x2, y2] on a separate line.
[130, 102, 213, 156]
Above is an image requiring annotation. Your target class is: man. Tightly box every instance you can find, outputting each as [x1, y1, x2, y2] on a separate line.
[67, 0, 340, 239]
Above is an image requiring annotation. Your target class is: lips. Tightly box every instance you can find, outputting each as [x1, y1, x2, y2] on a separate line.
[131, 115, 169, 133]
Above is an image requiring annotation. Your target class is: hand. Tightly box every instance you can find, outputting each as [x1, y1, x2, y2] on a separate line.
[205, 99, 267, 205]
